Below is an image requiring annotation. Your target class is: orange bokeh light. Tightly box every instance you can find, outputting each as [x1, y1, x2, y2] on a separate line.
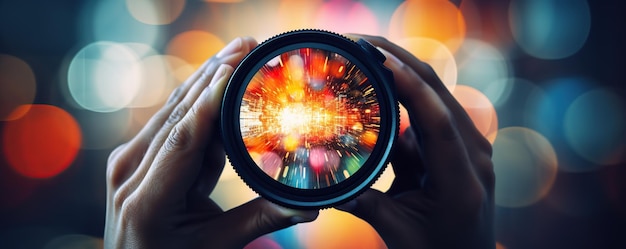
[297, 209, 385, 248]
[0, 54, 37, 121]
[2, 105, 82, 179]
[166, 30, 224, 68]
[452, 85, 498, 143]
[397, 37, 458, 92]
[389, 0, 466, 53]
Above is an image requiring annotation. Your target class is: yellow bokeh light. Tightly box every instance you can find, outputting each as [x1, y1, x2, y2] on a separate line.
[296, 209, 385, 249]
[389, 0, 467, 53]
[0, 54, 37, 121]
[396, 37, 458, 92]
[166, 30, 225, 69]
[452, 85, 499, 143]
[277, 0, 324, 31]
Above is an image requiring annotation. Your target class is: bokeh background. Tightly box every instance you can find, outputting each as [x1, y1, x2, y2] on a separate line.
[1, 0, 625, 248]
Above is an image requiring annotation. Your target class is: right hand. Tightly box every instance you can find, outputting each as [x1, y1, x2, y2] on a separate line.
[336, 34, 496, 249]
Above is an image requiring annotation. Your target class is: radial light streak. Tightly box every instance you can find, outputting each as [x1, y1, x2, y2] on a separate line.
[240, 48, 381, 189]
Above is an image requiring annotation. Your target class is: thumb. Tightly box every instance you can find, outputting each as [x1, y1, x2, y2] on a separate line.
[216, 198, 319, 247]
[335, 189, 396, 230]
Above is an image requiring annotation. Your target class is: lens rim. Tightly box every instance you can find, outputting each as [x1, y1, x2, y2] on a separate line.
[221, 30, 398, 209]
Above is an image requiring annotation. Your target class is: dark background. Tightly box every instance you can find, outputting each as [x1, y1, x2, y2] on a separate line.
[1, 0, 625, 248]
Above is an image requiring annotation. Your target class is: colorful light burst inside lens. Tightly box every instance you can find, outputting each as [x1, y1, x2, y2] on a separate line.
[239, 48, 381, 189]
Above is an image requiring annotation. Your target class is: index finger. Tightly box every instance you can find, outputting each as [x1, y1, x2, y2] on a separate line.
[137, 65, 234, 205]
[349, 34, 490, 150]
[376, 46, 477, 193]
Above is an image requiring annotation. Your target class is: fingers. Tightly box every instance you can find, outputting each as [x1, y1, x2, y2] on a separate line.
[111, 37, 257, 193]
[335, 189, 411, 248]
[349, 34, 487, 143]
[208, 198, 318, 248]
[138, 64, 233, 203]
[377, 46, 476, 192]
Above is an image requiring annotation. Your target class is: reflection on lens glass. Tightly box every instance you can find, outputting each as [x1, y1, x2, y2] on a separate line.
[239, 48, 381, 189]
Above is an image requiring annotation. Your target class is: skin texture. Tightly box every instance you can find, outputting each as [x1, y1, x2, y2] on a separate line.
[104, 34, 495, 249]
[104, 37, 318, 249]
[337, 34, 495, 249]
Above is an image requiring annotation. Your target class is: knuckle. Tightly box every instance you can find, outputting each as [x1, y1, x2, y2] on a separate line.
[163, 123, 193, 152]
[113, 187, 129, 210]
[166, 85, 184, 105]
[106, 144, 129, 187]
[166, 105, 187, 126]
[118, 193, 144, 227]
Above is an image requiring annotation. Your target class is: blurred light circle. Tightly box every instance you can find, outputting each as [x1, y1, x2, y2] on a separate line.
[166, 30, 225, 69]
[564, 88, 626, 165]
[525, 77, 592, 139]
[492, 127, 558, 208]
[455, 39, 511, 105]
[277, 0, 324, 31]
[128, 55, 174, 108]
[162, 55, 195, 83]
[43, 234, 102, 249]
[271, 226, 303, 249]
[203, 0, 244, 2]
[509, 0, 591, 59]
[494, 78, 543, 127]
[75, 109, 131, 150]
[389, 0, 466, 52]
[396, 37, 458, 92]
[244, 236, 282, 249]
[296, 209, 385, 249]
[0, 54, 36, 121]
[126, 0, 185, 25]
[453, 85, 499, 143]
[123, 42, 159, 58]
[67, 41, 142, 113]
[220, 2, 285, 41]
[2, 105, 82, 179]
[88, 0, 161, 46]
[313, 0, 381, 35]
[523, 77, 597, 172]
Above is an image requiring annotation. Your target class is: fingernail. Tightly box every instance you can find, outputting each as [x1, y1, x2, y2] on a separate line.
[208, 64, 228, 88]
[376, 46, 404, 69]
[289, 210, 319, 224]
[216, 37, 243, 58]
[335, 199, 357, 212]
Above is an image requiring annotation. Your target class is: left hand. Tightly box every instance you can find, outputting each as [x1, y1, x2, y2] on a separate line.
[104, 37, 319, 249]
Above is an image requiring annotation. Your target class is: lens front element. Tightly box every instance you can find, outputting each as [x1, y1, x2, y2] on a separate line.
[240, 48, 381, 189]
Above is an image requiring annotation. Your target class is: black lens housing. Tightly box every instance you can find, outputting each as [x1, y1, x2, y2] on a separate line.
[221, 30, 398, 209]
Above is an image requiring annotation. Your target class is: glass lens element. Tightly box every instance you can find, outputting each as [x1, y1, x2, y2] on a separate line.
[239, 48, 381, 189]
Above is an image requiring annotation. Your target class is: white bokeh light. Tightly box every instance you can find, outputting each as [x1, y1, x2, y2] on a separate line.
[68, 41, 142, 112]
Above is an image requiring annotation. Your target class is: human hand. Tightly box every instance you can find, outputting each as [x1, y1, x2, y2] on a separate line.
[104, 37, 319, 249]
[337, 35, 495, 249]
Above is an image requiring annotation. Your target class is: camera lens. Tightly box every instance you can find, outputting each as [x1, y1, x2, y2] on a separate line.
[221, 30, 398, 209]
